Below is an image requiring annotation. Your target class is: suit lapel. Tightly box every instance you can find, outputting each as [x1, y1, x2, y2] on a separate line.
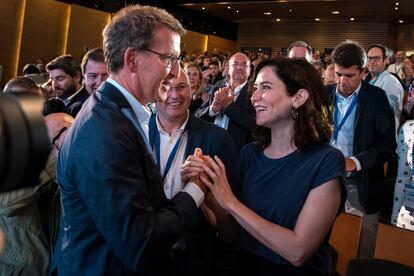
[354, 81, 367, 129]
[185, 115, 202, 158]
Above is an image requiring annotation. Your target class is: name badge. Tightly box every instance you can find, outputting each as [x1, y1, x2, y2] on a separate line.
[404, 185, 414, 212]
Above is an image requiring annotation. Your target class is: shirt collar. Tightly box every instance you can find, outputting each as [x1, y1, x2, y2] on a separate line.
[335, 82, 362, 100]
[106, 78, 152, 124]
[156, 111, 189, 135]
[233, 80, 248, 95]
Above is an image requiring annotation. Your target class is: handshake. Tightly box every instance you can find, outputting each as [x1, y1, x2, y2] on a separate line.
[180, 148, 212, 194]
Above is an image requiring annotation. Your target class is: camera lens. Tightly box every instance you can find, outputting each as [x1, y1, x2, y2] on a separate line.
[0, 93, 50, 191]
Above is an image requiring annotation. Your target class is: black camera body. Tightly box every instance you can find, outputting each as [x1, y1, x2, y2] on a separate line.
[0, 93, 50, 191]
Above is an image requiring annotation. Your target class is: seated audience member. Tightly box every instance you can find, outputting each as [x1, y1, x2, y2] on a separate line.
[150, 68, 237, 275]
[187, 58, 345, 275]
[198, 52, 256, 152]
[207, 59, 224, 86]
[4, 76, 42, 96]
[22, 63, 47, 84]
[288, 40, 313, 63]
[65, 48, 108, 117]
[391, 120, 414, 231]
[312, 60, 324, 79]
[401, 63, 414, 121]
[0, 87, 74, 275]
[323, 61, 336, 86]
[185, 62, 209, 114]
[46, 55, 82, 103]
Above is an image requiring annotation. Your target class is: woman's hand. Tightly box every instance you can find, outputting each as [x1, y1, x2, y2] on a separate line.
[200, 155, 239, 212]
[180, 148, 205, 184]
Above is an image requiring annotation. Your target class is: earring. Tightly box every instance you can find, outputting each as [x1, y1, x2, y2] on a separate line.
[291, 108, 299, 120]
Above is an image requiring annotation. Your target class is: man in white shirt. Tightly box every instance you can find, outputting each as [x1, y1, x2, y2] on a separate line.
[150, 68, 237, 275]
[366, 44, 404, 131]
[199, 52, 256, 151]
[388, 50, 406, 80]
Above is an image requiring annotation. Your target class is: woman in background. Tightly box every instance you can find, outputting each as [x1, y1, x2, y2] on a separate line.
[185, 62, 209, 114]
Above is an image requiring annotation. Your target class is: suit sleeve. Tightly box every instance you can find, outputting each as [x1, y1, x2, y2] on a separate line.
[71, 113, 198, 271]
[223, 95, 256, 132]
[353, 89, 397, 169]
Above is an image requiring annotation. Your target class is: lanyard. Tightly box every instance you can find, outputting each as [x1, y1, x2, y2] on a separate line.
[149, 116, 188, 183]
[333, 94, 358, 142]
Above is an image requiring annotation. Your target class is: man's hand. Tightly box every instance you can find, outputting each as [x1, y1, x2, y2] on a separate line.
[345, 158, 357, 172]
[181, 148, 208, 194]
[214, 86, 234, 108]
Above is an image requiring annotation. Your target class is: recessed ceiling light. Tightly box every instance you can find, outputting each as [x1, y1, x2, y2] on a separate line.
[276, 18, 281, 22]
[201, 6, 205, 10]
[331, 10, 340, 14]
[396, 2, 399, 5]
[289, 9, 293, 12]
[236, 10, 239, 13]
[264, 12, 272, 15]
[315, 18, 320, 21]
[350, 17, 355, 21]
[399, 20, 404, 23]
[227, 6, 231, 10]
[395, 6, 398, 10]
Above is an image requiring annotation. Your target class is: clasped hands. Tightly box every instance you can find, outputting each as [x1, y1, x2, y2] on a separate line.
[180, 148, 236, 211]
[211, 86, 234, 114]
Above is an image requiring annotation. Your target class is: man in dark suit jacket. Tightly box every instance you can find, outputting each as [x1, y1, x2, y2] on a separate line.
[54, 5, 206, 275]
[328, 41, 396, 258]
[197, 52, 256, 151]
[149, 68, 237, 276]
[65, 48, 108, 118]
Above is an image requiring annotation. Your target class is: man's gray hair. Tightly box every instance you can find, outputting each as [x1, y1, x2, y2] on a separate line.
[288, 40, 313, 63]
[102, 5, 186, 73]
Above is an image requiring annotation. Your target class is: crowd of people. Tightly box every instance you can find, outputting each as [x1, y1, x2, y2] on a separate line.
[1, 3, 414, 275]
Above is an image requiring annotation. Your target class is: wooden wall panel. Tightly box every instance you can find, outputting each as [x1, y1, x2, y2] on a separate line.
[18, 0, 69, 75]
[66, 5, 110, 61]
[396, 24, 414, 51]
[237, 22, 390, 55]
[0, 0, 24, 86]
[182, 30, 207, 56]
[208, 35, 237, 55]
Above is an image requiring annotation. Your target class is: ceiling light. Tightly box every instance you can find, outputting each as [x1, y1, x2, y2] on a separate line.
[331, 10, 340, 14]
[276, 18, 281, 22]
[399, 20, 404, 23]
[236, 10, 239, 13]
[201, 6, 205, 10]
[289, 9, 293, 12]
[264, 12, 272, 15]
[315, 18, 320, 21]
[396, 2, 399, 5]
[350, 17, 355, 21]
[227, 6, 231, 9]
[395, 6, 398, 10]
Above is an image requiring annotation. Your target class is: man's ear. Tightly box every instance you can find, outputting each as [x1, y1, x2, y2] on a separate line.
[124, 47, 138, 72]
[292, 88, 309, 109]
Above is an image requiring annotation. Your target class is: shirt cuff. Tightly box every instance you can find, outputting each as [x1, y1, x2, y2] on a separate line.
[209, 105, 220, 117]
[349, 156, 361, 171]
[183, 182, 205, 207]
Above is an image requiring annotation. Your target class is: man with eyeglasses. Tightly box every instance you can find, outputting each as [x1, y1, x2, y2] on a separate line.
[149, 68, 237, 275]
[54, 5, 207, 275]
[198, 52, 256, 151]
[365, 44, 404, 131]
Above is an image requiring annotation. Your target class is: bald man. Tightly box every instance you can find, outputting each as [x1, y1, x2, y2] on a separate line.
[199, 52, 256, 151]
[0, 112, 74, 276]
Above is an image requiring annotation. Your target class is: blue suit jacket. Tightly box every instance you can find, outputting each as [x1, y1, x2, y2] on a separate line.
[55, 82, 199, 275]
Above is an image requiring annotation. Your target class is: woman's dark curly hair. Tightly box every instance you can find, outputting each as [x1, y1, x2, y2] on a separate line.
[252, 57, 333, 151]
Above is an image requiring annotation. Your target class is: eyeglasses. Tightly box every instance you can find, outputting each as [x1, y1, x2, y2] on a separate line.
[169, 84, 189, 92]
[230, 62, 249, 69]
[50, 126, 68, 152]
[367, 56, 383, 62]
[145, 48, 179, 68]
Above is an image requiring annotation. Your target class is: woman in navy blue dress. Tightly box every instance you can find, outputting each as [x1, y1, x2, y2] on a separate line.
[184, 58, 345, 275]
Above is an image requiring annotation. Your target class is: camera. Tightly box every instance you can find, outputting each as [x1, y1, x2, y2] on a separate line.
[0, 92, 50, 191]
